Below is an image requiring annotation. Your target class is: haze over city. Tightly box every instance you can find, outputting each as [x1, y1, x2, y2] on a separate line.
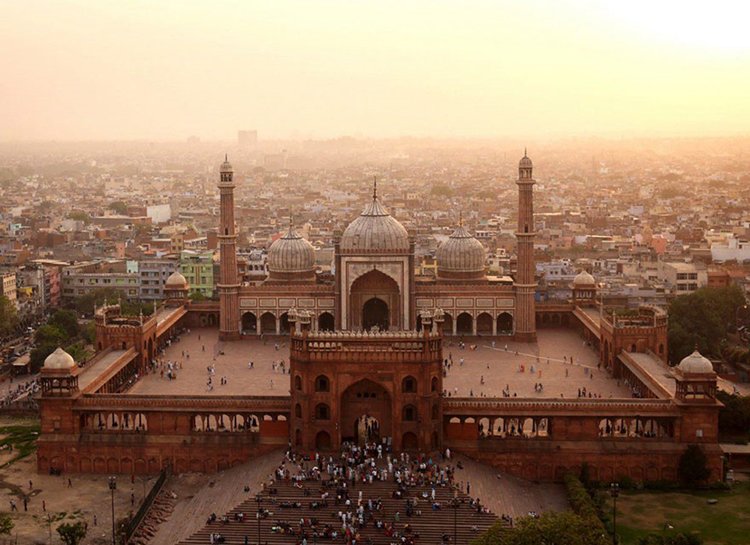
[2, 0, 750, 141]
[3, 2, 750, 545]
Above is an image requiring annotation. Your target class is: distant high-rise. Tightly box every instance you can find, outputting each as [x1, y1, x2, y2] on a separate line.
[237, 130, 258, 148]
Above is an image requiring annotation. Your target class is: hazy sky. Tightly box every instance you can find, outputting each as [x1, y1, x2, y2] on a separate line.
[2, 0, 749, 141]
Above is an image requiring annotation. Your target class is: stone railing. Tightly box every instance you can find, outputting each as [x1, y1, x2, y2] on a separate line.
[74, 394, 291, 412]
[443, 396, 677, 415]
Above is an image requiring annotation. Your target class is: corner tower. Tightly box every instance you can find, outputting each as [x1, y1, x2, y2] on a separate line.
[514, 150, 537, 342]
[218, 155, 240, 340]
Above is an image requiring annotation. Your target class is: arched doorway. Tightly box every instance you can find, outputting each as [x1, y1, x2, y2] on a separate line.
[456, 312, 473, 335]
[363, 298, 389, 331]
[279, 312, 290, 334]
[497, 312, 513, 335]
[340, 379, 392, 446]
[443, 313, 453, 335]
[354, 415, 380, 445]
[241, 312, 257, 334]
[349, 270, 400, 330]
[318, 312, 334, 331]
[476, 313, 493, 335]
[260, 312, 276, 334]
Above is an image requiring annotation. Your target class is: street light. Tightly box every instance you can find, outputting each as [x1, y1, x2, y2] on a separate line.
[108, 476, 117, 545]
[255, 494, 262, 545]
[450, 491, 460, 545]
[609, 482, 620, 545]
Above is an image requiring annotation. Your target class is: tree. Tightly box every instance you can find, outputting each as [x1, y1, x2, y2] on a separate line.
[0, 512, 13, 535]
[68, 287, 122, 315]
[67, 211, 91, 224]
[49, 309, 80, 338]
[34, 324, 67, 346]
[0, 294, 18, 338]
[29, 343, 57, 372]
[472, 511, 608, 545]
[716, 392, 750, 438]
[108, 200, 128, 215]
[668, 286, 746, 364]
[678, 445, 711, 486]
[57, 521, 87, 545]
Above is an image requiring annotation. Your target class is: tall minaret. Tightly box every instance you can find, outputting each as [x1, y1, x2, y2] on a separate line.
[514, 149, 537, 342]
[218, 155, 240, 340]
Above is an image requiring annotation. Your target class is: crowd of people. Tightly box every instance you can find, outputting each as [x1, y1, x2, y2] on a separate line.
[204, 443, 498, 545]
[1, 377, 39, 408]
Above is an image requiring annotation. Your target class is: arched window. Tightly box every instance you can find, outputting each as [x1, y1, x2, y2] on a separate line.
[294, 375, 302, 391]
[402, 405, 417, 421]
[431, 376, 438, 393]
[294, 404, 302, 418]
[315, 375, 330, 392]
[402, 376, 417, 393]
[431, 404, 439, 420]
[315, 403, 330, 420]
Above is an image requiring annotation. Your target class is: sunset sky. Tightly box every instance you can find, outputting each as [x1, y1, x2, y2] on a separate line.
[2, 0, 749, 141]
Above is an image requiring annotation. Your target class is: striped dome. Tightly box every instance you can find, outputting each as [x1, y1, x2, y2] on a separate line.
[268, 224, 315, 278]
[436, 224, 486, 279]
[437, 224, 486, 279]
[341, 197, 410, 253]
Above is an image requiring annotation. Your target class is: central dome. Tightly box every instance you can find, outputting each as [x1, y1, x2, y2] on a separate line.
[437, 224, 486, 280]
[268, 222, 316, 280]
[340, 196, 410, 253]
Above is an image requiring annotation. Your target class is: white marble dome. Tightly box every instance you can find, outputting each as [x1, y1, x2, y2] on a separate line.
[165, 271, 188, 288]
[573, 270, 596, 286]
[268, 225, 316, 275]
[44, 347, 76, 370]
[340, 197, 410, 252]
[437, 225, 486, 278]
[678, 350, 714, 374]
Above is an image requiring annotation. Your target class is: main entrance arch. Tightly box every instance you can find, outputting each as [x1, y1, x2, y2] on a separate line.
[362, 298, 389, 331]
[349, 269, 400, 330]
[340, 379, 391, 446]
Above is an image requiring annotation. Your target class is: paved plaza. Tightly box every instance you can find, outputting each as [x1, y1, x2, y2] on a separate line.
[128, 327, 632, 399]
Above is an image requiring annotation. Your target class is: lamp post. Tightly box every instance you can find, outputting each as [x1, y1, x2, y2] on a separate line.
[255, 494, 262, 545]
[108, 476, 117, 545]
[609, 482, 619, 545]
[450, 491, 460, 545]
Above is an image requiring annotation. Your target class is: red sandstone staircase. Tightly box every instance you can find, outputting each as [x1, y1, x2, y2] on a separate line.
[177, 465, 500, 545]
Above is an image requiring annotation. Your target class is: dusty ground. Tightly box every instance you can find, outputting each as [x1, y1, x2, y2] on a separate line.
[0, 417, 155, 545]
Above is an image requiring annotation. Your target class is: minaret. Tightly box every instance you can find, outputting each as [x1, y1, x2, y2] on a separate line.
[218, 155, 241, 340]
[514, 149, 537, 342]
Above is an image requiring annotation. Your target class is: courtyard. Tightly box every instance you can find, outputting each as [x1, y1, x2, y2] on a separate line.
[127, 327, 633, 399]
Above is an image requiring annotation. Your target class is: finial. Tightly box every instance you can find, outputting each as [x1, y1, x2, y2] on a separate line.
[524, 147, 527, 157]
[459, 210, 464, 227]
[372, 176, 377, 200]
[225, 153, 228, 162]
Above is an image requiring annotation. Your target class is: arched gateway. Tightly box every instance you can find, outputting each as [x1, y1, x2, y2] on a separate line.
[349, 270, 400, 330]
[340, 379, 392, 446]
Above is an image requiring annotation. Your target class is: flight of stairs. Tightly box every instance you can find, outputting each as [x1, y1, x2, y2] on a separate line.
[177, 459, 501, 545]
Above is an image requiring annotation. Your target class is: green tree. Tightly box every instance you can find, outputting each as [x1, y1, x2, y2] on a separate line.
[34, 324, 67, 346]
[472, 511, 608, 545]
[49, 309, 80, 338]
[67, 211, 91, 224]
[0, 294, 18, 337]
[716, 392, 750, 438]
[29, 343, 57, 372]
[430, 184, 453, 197]
[108, 200, 128, 215]
[57, 521, 87, 545]
[668, 286, 746, 364]
[189, 291, 207, 302]
[68, 287, 122, 315]
[678, 445, 711, 486]
[0, 512, 13, 535]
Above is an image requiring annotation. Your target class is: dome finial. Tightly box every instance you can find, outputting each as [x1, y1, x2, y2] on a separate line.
[524, 147, 527, 157]
[459, 210, 464, 227]
[225, 153, 228, 162]
[372, 176, 378, 201]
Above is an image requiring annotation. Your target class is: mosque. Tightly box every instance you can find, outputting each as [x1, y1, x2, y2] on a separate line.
[215, 152, 536, 342]
[34, 153, 723, 484]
